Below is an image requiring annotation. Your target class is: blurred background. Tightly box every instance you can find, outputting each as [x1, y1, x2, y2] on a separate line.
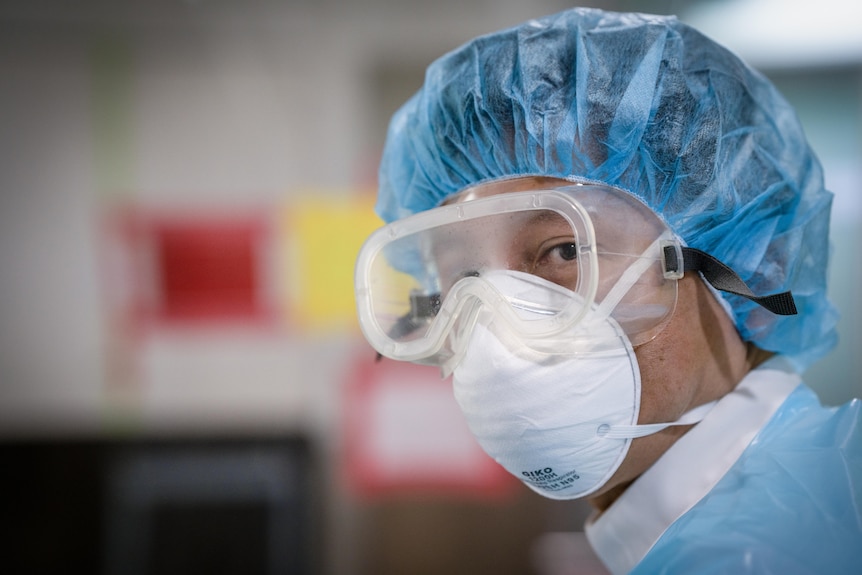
[1, 1, 859, 574]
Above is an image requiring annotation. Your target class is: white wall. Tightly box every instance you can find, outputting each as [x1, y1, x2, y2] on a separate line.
[0, 0, 579, 437]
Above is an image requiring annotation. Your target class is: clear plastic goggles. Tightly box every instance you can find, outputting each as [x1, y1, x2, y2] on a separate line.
[355, 181, 681, 367]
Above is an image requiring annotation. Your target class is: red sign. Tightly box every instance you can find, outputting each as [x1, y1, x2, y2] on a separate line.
[342, 349, 517, 500]
[101, 207, 277, 331]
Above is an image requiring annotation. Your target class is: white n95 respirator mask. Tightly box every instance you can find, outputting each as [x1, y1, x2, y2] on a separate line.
[450, 269, 714, 500]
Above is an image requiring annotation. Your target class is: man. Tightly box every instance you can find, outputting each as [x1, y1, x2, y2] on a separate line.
[354, 8, 860, 574]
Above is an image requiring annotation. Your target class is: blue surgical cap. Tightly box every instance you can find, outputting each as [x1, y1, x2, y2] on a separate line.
[376, 7, 837, 371]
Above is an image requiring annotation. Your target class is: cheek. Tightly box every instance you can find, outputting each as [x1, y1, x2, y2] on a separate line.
[632, 305, 702, 425]
[634, 343, 680, 425]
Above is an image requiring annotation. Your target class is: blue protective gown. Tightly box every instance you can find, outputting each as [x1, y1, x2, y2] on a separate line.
[586, 358, 862, 575]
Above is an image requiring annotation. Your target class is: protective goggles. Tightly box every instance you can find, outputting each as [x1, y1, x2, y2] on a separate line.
[355, 179, 797, 368]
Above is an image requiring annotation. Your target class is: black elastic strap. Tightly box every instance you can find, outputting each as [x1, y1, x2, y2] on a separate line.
[663, 246, 797, 316]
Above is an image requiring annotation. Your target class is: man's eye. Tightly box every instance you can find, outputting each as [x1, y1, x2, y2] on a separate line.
[552, 242, 578, 261]
[529, 241, 580, 290]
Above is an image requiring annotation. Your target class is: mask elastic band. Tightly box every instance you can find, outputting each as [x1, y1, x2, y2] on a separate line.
[597, 400, 718, 440]
[662, 246, 797, 316]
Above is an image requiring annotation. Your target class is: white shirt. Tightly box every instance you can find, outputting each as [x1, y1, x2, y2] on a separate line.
[584, 357, 801, 575]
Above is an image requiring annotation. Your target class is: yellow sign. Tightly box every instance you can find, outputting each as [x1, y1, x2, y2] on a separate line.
[281, 192, 383, 333]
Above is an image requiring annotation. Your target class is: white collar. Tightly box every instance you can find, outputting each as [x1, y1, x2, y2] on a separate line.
[584, 357, 801, 575]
